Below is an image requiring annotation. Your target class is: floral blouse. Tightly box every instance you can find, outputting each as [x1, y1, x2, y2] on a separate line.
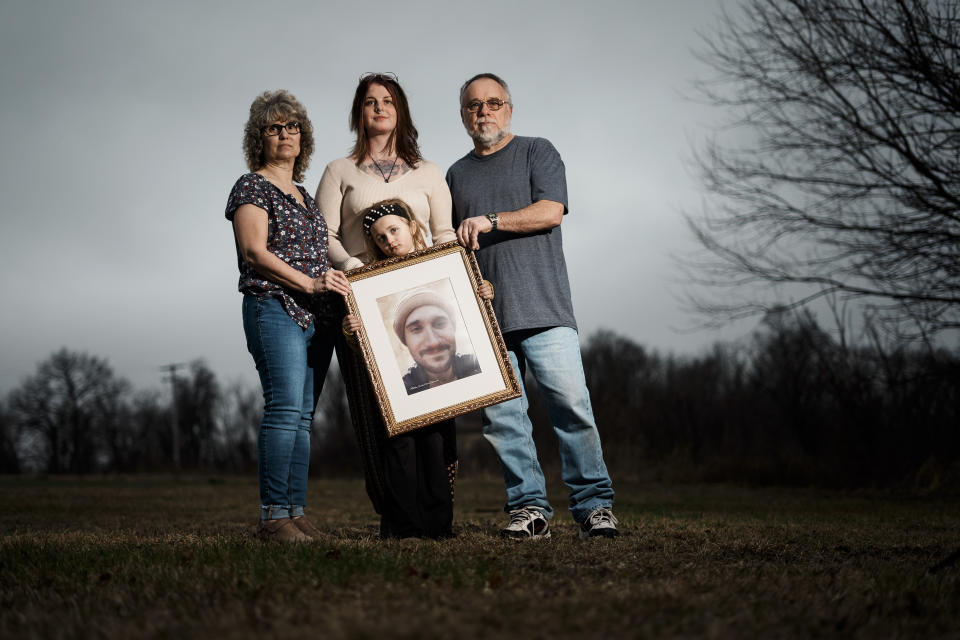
[225, 173, 335, 328]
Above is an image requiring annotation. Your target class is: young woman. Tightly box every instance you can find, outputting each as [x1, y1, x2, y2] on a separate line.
[342, 199, 492, 538]
[316, 73, 455, 270]
[316, 73, 456, 530]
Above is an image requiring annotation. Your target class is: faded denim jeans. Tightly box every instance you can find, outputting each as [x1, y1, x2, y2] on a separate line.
[481, 326, 614, 523]
[242, 295, 335, 520]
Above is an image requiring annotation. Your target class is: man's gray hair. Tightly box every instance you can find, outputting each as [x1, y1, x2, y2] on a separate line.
[459, 73, 512, 106]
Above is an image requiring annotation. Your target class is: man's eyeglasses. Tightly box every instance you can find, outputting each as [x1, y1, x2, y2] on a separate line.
[462, 99, 509, 113]
[263, 122, 301, 136]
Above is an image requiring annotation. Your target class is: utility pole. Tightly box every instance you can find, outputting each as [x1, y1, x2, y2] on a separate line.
[160, 363, 186, 472]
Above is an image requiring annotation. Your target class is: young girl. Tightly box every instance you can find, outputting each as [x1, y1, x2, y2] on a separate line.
[343, 198, 492, 539]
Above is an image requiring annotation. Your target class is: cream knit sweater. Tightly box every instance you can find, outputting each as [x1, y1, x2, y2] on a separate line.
[315, 157, 456, 270]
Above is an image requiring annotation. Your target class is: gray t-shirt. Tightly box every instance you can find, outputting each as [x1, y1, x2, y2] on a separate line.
[446, 136, 577, 334]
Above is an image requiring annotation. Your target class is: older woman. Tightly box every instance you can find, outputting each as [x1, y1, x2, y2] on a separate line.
[226, 90, 350, 542]
[317, 74, 457, 538]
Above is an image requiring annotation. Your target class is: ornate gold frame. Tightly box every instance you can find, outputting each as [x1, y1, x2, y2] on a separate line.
[345, 242, 520, 436]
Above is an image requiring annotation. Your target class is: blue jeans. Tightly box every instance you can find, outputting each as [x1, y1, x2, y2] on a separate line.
[481, 326, 614, 523]
[242, 295, 335, 520]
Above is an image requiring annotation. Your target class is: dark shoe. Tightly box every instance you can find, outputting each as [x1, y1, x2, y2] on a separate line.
[256, 518, 309, 543]
[500, 507, 551, 540]
[291, 516, 322, 540]
[579, 507, 620, 539]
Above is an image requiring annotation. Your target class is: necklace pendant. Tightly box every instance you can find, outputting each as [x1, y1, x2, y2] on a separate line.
[372, 154, 399, 184]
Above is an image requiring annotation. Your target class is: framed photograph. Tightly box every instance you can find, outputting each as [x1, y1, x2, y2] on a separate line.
[344, 242, 520, 436]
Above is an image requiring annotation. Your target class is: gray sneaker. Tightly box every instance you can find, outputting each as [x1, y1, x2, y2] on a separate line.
[579, 507, 619, 539]
[500, 506, 551, 540]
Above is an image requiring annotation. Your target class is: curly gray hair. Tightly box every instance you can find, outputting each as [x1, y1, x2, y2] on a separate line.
[242, 90, 314, 183]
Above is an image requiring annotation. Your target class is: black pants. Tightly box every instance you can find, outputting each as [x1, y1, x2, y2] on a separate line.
[335, 330, 456, 539]
[380, 420, 456, 539]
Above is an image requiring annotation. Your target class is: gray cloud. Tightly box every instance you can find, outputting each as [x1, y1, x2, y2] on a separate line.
[0, 0, 747, 393]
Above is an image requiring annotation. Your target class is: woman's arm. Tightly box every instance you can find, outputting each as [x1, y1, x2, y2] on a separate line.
[233, 204, 350, 296]
[426, 164, 456, 244]
[316, 163, 364, 270]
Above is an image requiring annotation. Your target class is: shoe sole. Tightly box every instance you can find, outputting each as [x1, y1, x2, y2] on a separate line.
[256, 532, 309, 543]
[256, 520, 309, 543]
[500, 527, 550, 540]
[579, 528, 619, 540]
[500, 529, 552, 540]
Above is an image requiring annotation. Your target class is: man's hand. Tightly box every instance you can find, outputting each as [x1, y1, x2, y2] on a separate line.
[456, 215, 494, 251]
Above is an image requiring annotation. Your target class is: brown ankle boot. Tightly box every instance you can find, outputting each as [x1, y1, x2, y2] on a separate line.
[291, 516, 322, 540]
[256, 518, 308, 543]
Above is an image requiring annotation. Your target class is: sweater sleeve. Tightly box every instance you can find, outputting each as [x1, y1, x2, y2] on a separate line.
[316, 161, 364, 270]
[425, 162, 456, 245]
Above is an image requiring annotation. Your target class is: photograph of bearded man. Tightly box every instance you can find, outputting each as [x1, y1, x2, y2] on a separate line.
[391, 288, 481, 395]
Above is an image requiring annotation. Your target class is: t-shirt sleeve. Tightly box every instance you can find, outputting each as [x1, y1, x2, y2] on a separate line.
[225, 174, 269, 221]
[529, 139, 569, 213]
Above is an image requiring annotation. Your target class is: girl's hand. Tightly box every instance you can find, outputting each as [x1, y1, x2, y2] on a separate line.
[342, 314, 361, 334]
[478, 279, 494, 300]
[312, 269, 351, 297]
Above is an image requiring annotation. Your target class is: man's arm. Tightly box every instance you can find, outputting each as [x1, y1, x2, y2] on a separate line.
[456, 199, 564, 251]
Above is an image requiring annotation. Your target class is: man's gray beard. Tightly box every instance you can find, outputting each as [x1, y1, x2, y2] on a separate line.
[471, 124, 509, 149]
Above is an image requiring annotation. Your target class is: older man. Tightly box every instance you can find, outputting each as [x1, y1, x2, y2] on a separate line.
[446, 73, 618, 539]
[393, 289, 480, 395]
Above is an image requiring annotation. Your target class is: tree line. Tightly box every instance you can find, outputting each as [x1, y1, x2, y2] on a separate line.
[2, 311, 957, 489]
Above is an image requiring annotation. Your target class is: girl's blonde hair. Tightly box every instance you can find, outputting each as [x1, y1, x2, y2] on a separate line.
[361, 198, 427, 260]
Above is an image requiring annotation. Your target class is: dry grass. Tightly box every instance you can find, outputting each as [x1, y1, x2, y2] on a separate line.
[1, 475, 958, 639]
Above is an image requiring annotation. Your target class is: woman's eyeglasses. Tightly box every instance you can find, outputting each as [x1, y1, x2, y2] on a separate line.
[263, 122, 301, 136]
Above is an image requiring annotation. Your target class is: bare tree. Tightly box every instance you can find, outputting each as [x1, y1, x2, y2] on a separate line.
[127, 389, 170, 471]
[687, 0, 960, 339]
[312, 365, 362, 475]
[8, 349, 130, 473]
[219, 380, 261, 471]
[0, 400, 21, 473]
[174, 359, 221, 469]
[580, 330, 657, 471]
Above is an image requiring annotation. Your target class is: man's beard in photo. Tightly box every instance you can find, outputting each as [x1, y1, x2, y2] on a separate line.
[418, 344, 454, 375]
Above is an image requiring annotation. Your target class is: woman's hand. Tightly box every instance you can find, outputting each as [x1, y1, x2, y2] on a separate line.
[342, 314, 361, 334]
[478, 279, 494, 300]
[312, 269, 351, 297]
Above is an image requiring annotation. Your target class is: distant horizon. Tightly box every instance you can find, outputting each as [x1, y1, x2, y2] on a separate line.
[3, 318, 762, 397]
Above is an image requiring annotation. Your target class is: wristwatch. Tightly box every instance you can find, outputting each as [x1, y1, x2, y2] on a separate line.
[486, 212, 499, 230]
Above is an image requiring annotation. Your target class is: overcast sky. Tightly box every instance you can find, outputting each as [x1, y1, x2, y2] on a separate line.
[0, 0, 752, 395]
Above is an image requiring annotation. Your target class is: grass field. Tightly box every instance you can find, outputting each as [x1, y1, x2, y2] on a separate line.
[1, 475, 958, 639]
